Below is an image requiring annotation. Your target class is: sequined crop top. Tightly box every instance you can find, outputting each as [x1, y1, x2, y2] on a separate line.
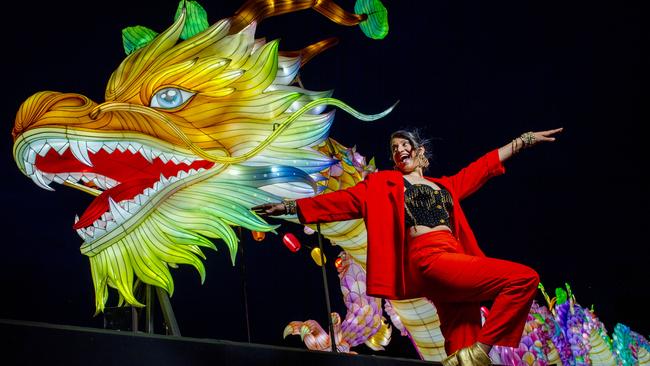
[404, 178, 453, 230]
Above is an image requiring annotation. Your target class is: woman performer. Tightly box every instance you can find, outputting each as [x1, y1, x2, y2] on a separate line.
[253, 127, 563, 366]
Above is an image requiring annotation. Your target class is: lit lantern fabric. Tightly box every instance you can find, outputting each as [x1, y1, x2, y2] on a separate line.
[251, 231, 265, 242]
[282, 233, 301, 252]
[310, 247, 326, 266]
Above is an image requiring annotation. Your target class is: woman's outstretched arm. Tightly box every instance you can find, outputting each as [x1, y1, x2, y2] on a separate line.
[252, 174, 372, 223]
[447, 127, 563, 200]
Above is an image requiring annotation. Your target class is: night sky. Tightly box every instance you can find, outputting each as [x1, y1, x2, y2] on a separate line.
[1, 0, 647, 359]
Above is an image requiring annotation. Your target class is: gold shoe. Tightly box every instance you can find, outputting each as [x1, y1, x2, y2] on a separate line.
[456, 343, 492, 366]
[441, 351, 459, 366]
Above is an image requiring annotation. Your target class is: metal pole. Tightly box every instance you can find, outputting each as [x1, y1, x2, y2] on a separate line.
[238, 227, 252, 342]
[316, 223, 337, 352]
[131, 306, 138, 333]
[145, 284, 154, 334]
[155, 287, 181, 336]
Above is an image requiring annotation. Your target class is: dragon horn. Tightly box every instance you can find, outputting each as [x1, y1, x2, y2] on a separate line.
[280, 38, 340, 67]
[231, 0, 388, 39]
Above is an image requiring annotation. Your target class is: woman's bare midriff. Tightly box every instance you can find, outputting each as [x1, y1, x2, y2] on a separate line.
[407, 224, 452, 239]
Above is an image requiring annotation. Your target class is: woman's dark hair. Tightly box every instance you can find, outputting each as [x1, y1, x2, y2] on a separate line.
[389, 129, 433, 160]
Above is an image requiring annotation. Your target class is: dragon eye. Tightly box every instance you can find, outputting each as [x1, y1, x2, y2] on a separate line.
[150, 87, 194, 109]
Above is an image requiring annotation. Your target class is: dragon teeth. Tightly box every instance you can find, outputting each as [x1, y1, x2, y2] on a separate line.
[108, 197, 130, 224]
[125, 201, 141, 213]
[76, 228, 87, 240]
[159, 153, 171, 164]
[81, 174, 92, 183]
[93, 177, 108, 190]
[105, 220, 117, 231]
[24, 137, 209, 241]
[134, 194, 145, 205]
[140, 147, 153, 163]
[31, 169, 54, 191]
[93, 227, 107, 238]
[37, 143, 52, 157]
[52, 174, 67, 184]
[49, 140, 69, 155]
[72, 165, 207, 241]
[87, 141, 103, 154]
[104, 212, 114, 221]
[105, 177, 119, 189]
[69, 140, 93, 167]
[129, 142, 143, 152]
[27, 148, 37, 164]
[102, 141, 117, 153]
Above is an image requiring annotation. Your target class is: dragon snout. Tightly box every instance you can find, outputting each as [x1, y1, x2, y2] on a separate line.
[13, 91, 97, 140]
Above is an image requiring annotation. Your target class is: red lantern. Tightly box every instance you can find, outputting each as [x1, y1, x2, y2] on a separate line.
[251, 231, 265, 241]
[282, 233, 301, 252]
[334, 257, 343, 269]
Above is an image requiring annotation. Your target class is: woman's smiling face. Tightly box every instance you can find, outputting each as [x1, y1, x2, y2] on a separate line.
[391, 137, 423, 173]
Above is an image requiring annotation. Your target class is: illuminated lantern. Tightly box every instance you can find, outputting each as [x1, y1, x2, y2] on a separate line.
[251, 231, 265, 242]
[334, 257, 343, 269]
[303, 226, 315, 235]
[282, 233, 301, 252]
[311, 247, 327, 266]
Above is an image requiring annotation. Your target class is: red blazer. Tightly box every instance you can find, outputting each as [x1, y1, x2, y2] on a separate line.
[297, 149, 506, 299]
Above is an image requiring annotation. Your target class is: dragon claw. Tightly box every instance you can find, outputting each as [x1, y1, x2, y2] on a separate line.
[299, 324, 312, 340]
[282, 324, 294, 339]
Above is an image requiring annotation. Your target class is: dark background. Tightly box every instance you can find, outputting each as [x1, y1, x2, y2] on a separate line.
[1, 0, 647, 359]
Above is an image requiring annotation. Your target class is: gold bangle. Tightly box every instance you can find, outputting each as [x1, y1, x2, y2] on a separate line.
[282, 199, 297, 215]
[520, 132, 536, 148]
[511, 137, 522, 155]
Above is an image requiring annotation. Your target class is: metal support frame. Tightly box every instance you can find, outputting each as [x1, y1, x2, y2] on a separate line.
[316, 223, 337, 352]
[238, 227, 252, 342]
[144, 284, 181, 336]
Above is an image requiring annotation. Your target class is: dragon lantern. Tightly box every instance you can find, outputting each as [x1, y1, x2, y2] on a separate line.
[11, 1, 650, 364]
[12, 0, 449, 361]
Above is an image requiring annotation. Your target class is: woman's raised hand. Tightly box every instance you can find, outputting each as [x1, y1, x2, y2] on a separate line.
[520, 127, 563, 147]
[499, 127, 563, 162]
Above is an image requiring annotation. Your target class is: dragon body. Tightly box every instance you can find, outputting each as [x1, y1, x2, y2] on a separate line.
[283, 250, 391, 353]
[281, 139, 447, 360]
[485, 284, 650, 366]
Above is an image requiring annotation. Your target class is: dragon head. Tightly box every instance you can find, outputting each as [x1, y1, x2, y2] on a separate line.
[12, 0, 390, 312]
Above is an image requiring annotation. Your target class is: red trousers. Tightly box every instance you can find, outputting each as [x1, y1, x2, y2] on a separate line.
[407, 230, 539, 354]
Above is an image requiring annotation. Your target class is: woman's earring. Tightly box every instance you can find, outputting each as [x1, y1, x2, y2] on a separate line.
[417, 153, 429, 169]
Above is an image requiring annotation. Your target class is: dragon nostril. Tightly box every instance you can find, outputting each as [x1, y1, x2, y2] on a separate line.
[13, 92, 97, 139]
[54, 94, 88, 108]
